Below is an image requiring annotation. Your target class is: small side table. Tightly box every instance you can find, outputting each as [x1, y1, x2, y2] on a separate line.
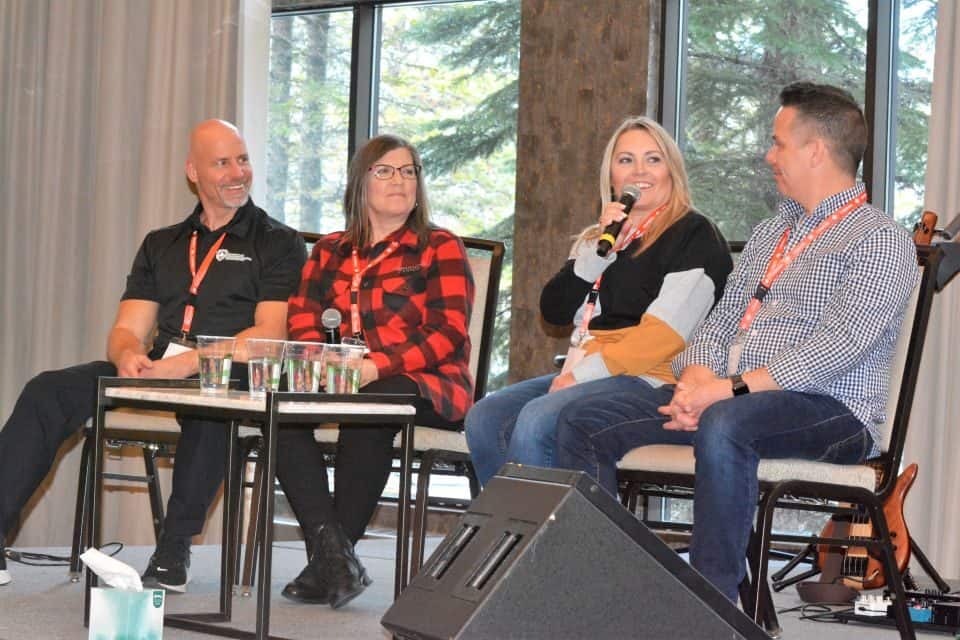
[83, 377, 417, 640]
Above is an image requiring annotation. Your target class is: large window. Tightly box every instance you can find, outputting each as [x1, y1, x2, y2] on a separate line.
[895, 0, 937, 221]
[660, 0, 938, 532]
[267, 0, 519, 505]
[267, 0, 520, 389]
[267, 10, 353, 233]
[663, 0, 936, 241]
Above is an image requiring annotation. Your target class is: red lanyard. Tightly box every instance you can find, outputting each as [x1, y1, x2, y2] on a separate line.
[574, 205, 667, 345]
[738, 191, 867, 333]
[181, 230, 227, 337]
[349, 241, 400, 339]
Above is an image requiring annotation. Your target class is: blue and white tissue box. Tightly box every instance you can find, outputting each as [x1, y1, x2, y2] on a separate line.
[88, 586, 164, 640]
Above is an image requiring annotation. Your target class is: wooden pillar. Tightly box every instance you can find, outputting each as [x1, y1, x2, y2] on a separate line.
[510, 0, 655, 382]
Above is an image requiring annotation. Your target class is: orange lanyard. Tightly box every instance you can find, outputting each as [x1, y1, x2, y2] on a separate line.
[573, 205, 667, 345]
[181, 230, 227, 337]
[738, 191, 867, 333]
[350, 241, 400, 340]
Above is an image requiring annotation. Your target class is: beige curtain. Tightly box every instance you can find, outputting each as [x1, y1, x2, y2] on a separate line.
[903, 0, 960, 583]
[0, 0, 244, 546]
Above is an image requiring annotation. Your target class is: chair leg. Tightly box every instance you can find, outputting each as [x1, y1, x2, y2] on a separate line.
[748, 490, 782, 636]
[744, 516, 782, 636]
[240, 444, 265, 597]
[411, 450, 439, 578]
[69, 435, 95, 580]
[466, 460, 480, 499]
[141, 446, 165, 541]
[618, 480, 636, 509]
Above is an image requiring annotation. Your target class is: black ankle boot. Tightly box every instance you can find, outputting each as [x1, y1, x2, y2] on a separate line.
[321, 523, 371, 609]
[280, 528, 332, 605]
[281, 522, 370, 608]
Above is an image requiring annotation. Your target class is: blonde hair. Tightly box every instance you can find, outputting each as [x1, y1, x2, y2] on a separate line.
[576, 116, 692, 255]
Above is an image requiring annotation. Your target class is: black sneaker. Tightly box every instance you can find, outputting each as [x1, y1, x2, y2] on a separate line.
[141, 535, 190, 592]
[0, 534, 10, 586]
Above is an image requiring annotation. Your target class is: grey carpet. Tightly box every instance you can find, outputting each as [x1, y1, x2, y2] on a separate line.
[0, 535, 950, 639]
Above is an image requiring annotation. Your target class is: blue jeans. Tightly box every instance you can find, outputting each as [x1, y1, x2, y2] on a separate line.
[553, 377, 872, 602]
[465, 374, 647, 486]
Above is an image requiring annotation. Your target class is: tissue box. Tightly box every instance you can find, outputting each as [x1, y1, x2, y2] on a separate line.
[88, 587, 165, 640]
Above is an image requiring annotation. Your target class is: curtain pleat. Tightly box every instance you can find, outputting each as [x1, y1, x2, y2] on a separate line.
[0, 0, 243, 546]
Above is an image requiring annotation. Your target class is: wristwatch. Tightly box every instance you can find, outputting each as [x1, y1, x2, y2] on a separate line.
[730, 374, 750, 396]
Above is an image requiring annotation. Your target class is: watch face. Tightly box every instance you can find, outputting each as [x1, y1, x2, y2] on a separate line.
[731, 376, 749, 396]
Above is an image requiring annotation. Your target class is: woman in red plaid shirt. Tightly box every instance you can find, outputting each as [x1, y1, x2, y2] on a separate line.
[275, 134, 475, 608]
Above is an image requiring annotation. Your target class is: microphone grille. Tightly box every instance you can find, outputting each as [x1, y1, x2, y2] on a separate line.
[622, 183, 642, 199]
[321, 308, 342, 329]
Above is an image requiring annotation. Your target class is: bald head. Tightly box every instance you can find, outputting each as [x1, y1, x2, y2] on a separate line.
[188, 119, 243, 161]
[185, 119, 252, 226]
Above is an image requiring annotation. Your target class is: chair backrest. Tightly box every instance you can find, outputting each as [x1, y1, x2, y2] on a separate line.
[302, 231, 322, 249]
[461, 237, 506, 401]
[873, 246, 941, 496]
[879, 277, 922, 452]
[299, 231, 506, 402]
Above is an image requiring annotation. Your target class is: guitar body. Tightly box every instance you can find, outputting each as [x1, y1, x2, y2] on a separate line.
[913, 211, 938, 245]
[817, 463, 917, 590]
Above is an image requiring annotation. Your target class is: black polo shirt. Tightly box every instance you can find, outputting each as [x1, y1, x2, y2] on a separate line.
[122, 199, 306, 358]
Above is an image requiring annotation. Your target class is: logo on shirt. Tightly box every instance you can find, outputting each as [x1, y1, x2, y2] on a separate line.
[216, 249, 252, 263]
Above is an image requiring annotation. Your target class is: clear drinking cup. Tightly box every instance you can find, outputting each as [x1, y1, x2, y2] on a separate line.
[196, 335, 236, 393]
[244, 338, 286, 397]
[284, 341, 325, 392]
[323, 343, 365, 394]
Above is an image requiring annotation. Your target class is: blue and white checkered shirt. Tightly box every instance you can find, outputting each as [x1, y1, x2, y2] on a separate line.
[674, 184, 919, 456]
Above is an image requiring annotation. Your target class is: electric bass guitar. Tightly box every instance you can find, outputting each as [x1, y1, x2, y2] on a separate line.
[817, 463, 917, 590]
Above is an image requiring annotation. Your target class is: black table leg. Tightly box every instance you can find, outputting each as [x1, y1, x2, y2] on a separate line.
[394, 417, 414, 598]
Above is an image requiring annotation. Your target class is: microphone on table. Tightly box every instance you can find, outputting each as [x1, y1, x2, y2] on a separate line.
[321, 308, 342, 344]
[596, 183, 642, 257]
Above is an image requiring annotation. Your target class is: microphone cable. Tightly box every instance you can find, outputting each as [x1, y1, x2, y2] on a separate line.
[3, 541, 124, 567]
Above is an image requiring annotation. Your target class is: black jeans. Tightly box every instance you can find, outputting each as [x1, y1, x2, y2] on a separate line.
[275, 375, 460, 545]
[0, 360, 245, 541]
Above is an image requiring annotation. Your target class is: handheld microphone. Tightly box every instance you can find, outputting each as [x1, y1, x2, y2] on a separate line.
[597, 184, 641, 257]
[321, 308, 342, 344]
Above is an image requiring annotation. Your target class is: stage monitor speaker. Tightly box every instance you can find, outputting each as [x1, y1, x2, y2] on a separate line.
[382, 464, 767, 640]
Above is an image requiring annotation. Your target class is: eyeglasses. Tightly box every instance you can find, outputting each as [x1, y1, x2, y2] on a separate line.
[369, 164, 421, 181]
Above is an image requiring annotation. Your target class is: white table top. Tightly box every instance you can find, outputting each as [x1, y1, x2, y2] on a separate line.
[104, 386, 417, 416]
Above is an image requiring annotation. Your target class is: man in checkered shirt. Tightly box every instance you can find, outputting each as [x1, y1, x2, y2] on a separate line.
[552, 82, 919, 603]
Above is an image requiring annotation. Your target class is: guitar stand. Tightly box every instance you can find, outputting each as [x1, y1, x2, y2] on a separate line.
[908, 537, 951, 593]
[770, 536, 951, 595]
[770, 543, 819, 592]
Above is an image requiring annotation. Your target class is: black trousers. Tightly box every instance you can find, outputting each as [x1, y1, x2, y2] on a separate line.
[0, 360, 245, 541]
[275, 375, 460, 545]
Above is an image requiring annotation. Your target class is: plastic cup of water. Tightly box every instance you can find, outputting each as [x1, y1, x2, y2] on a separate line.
[196, 335, 236, 393]
[323, 343, 365, 394]
[244, 339, 286, 397]
[284, 341, 325, 393]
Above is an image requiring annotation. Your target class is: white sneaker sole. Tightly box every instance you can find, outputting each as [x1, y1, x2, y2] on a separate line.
[157, 574, 189, 593]
[0, 569, 10, 586]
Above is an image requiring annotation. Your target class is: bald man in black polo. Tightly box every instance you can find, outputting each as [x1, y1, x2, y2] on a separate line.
[0, 120, 306, 590]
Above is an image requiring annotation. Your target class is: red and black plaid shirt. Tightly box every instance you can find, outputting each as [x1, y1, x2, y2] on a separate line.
[287, 225, 475, 421]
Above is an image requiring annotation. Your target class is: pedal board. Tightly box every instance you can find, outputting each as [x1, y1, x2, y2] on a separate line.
[837, 589, 960, 634]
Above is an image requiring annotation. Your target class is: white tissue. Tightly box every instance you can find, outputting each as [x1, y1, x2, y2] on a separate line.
[80, 548, 143, 592]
